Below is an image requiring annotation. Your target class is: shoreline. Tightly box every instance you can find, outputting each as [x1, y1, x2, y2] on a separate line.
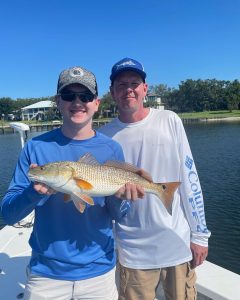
[201, 116, 240, 122]
[181, 116, 240, 123]
[0, 116, 240, 134]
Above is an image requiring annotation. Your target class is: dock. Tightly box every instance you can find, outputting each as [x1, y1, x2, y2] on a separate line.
[0, 120, 110, 134]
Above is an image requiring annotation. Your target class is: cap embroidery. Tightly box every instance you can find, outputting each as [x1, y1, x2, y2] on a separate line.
[116, 60, 136, 69]
[69, 67, 84, 78]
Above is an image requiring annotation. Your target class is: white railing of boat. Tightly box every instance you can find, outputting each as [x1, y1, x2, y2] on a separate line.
[9, 122, 30, 149]
[196, 261, 240, 300]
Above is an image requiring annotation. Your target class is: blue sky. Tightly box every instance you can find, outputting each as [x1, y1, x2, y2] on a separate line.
[0, 0, 240, 99]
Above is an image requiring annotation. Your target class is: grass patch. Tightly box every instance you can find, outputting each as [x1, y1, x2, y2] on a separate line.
[177, 110, 240, 119]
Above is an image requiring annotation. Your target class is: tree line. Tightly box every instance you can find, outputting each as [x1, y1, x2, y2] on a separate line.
[1, 79, 240, 120]
[100, 79, 240, 115]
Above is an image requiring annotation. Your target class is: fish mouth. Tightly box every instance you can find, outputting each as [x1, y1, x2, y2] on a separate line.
[28, 173, 41, 181]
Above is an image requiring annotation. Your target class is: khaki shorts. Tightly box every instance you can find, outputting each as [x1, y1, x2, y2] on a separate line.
[118, 262, 196, 300]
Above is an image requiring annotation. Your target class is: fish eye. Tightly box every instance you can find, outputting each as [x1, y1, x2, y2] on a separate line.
[40, 167, 44, 170]
[162, 184, 166, 190]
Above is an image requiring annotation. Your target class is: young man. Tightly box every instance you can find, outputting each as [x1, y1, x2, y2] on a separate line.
[1, 66, 136, 300]
[99, 58, 211, 300]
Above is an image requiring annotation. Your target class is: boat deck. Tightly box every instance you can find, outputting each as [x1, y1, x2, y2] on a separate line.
[0, 225, 239, 300]
[0, 225, 32, 299]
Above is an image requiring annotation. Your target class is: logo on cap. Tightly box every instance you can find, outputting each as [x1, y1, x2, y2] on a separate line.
[69, 67, 84, 78]
[116, 60, 136, 69]
[110, 57, 146, 82]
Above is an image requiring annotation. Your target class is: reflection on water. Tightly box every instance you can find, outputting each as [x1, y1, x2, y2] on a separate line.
[0, 123, 239, 274]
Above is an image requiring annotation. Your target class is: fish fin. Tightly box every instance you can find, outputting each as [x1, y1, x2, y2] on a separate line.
[72, 191, 95, 206]
[63, 194, 71, 202]
[104, 160, 153, 182]
[72, 199, 86, 213]
[104, 160, 137, 170]
[136, 169, 153, 183]
[78, 153, 100, 165]
[74, 178, 93, 190]
[156, 182, 181, 215]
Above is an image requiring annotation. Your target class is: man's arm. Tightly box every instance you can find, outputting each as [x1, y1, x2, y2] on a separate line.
[176, 116, 211, 267]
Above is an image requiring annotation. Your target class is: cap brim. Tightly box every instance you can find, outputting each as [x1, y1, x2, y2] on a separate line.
[110, 68, 146, 82]
[58, 81, 95, 95]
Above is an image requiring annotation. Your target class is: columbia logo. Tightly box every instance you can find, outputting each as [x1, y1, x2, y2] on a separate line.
[185, 155, 193, 169]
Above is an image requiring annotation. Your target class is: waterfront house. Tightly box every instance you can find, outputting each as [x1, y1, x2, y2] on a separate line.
[21, 101, 55, 121]
[145, 93, 164, 110]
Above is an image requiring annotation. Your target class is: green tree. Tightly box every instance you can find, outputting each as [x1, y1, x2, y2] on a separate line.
[224, 80, 240, 112]
[0, 97, 14, 118]
[148, 84, 171, 98]
[99, 92, 117, 118]
[170, 79, 230, 112]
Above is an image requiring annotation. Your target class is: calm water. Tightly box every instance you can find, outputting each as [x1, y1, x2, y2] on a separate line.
[185, 122, 240, 275]
[0, 123, 239, 274]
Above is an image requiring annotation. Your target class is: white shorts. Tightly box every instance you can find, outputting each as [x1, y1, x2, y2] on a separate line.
[23, 267, 118, 300]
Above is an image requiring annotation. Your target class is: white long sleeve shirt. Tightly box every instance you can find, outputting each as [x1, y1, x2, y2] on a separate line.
[99, 109, 210, 269]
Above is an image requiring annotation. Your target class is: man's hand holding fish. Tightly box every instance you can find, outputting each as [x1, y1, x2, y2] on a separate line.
[114, 182, 145, 201]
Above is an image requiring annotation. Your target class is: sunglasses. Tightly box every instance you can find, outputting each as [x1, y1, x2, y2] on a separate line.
[59, 92, 95, 103]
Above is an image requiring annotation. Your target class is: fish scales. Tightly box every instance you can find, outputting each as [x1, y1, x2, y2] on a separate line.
[67, 162, 147, 194]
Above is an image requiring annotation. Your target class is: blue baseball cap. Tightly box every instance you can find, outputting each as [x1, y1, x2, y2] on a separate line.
[110, 57, 147, 82]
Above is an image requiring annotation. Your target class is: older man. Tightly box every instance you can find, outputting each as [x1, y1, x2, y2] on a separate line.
[99, 57, 211, 300]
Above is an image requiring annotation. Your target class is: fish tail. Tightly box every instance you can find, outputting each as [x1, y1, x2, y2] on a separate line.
[153, 182, 180, 215]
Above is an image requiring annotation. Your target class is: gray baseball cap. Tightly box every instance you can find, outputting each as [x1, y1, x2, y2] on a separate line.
[57, 66, 98, 95]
